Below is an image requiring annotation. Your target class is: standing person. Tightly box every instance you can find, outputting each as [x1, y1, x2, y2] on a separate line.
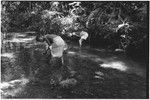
[36, 33, 68, 65]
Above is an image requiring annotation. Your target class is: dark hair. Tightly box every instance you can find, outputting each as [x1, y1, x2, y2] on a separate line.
[36, 35, 44, 42]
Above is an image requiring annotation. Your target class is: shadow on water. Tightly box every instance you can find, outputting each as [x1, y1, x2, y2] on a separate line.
[1, 32, 147, 99]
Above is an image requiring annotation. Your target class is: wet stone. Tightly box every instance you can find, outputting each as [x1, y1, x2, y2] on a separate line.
[60, 78, 77, 88]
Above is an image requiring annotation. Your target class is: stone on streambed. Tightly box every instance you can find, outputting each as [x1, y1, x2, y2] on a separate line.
[59, 78, 77, 88]
[115, 48, 125, 52]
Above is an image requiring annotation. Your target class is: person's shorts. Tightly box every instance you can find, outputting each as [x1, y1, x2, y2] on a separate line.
[50, 36, 68, 58]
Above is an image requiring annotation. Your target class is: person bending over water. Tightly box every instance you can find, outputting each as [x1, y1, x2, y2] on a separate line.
[69, 31, 88, 47]
[36, 33, 67, 65]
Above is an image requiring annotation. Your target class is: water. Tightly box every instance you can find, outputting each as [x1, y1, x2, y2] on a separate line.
[1, 32, 147, 98]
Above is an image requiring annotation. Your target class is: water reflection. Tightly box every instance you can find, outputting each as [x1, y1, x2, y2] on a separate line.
[1, 33, 42, 97]
[1, 34, 34, 80]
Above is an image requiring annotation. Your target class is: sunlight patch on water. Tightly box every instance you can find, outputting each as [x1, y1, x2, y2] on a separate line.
[0, 78, 29, 89]
[0, 78, 29, 97]
[16, 34, 26, 38]
[1, 53, 14, 59]
[35, 48, 45, 51]
[5, 37, 35, 43]
[21, 37, 35, 41]
[100, 61, 128, 71]
[68, 51, 76, 54]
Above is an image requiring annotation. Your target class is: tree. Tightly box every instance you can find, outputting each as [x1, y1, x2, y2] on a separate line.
[85, 2, 148, 51]
[1, 1, 148, 59]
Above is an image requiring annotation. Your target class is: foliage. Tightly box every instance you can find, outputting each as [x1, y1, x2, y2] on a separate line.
[86, 2, 148, 53]
[1, 1, 148, 58]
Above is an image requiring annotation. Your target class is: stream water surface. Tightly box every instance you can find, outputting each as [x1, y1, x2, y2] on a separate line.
[1, 32, 148, 98]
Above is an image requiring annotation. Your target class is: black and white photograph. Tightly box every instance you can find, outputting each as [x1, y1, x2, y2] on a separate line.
[1, 1, 149, 99]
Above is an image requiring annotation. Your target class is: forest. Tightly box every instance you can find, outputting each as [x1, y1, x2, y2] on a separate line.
[1, 1, 149, 99]
[2, 1, 148, 59]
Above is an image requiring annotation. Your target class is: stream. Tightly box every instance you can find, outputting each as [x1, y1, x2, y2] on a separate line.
[1, 32, 147, 98]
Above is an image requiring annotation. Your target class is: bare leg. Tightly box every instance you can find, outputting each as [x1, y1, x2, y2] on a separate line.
[79, 39, 83, 48]
[61, 56, 64, 65]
